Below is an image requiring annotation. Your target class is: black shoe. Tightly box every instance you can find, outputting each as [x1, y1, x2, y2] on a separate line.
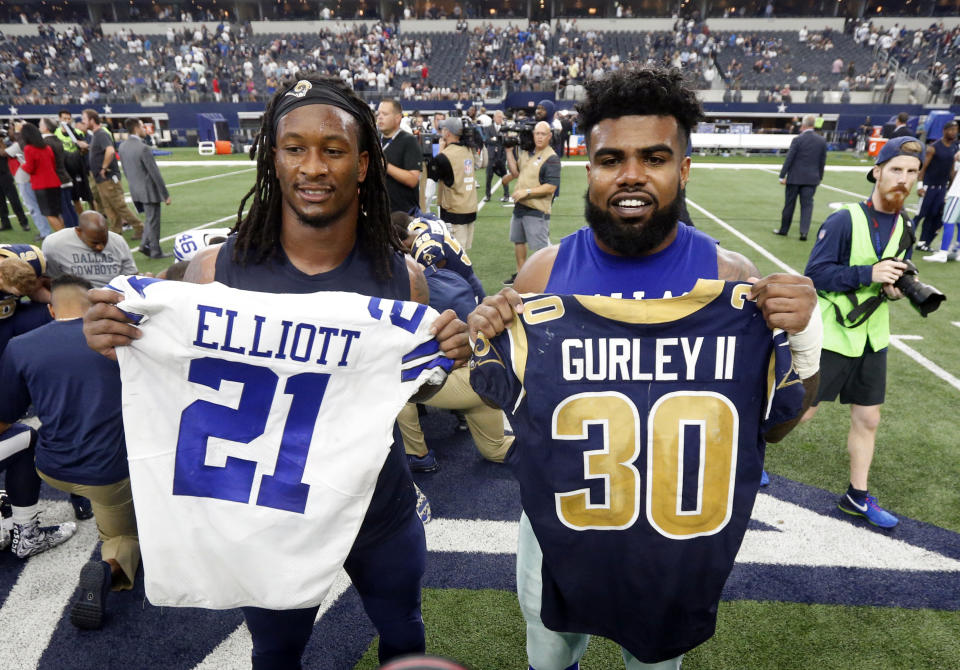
[799, 234, 808, 241]
[916, 242, 931, 252]
[482, 195, 491, 202]
[149, 252, 173, 260]
[503, 273, 517, 286]
[70, 494, 94, 521]
[137, 246, 153, 257]
[772, 229, 787, 236]
[20, 224, 31, 232]
[0, 223, 11, 231]
[70, 560, 111, 630]
[499, 195, 511, 202]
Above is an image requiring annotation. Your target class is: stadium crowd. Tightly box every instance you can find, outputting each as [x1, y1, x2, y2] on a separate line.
[4, 14, 958, 106]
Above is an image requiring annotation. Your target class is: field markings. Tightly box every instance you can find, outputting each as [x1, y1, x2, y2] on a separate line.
[0, 500, 99, 670]
[684, 196, 957, 394]
[164, 167, 255, 189]
[132, 210, 247, 254]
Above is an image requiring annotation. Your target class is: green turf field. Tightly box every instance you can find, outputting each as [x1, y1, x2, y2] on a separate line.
[2, 150, 958, 669]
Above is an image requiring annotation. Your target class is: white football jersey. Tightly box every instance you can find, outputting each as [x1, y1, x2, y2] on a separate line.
[109, 275, 453, 609]
[173, 228, 233, 261]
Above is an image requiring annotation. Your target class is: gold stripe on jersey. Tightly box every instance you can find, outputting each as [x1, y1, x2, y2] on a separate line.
[573, 279, 726, 324]
[507, 316, 529, 387]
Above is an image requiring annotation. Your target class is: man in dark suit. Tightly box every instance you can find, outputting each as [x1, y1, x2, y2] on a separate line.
[774, 114, 827, 241]
[117, 119, 171, 258]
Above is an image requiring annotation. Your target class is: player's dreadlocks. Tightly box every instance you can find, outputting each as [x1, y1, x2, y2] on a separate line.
[233, 74, 401, 280]
[576, 65, 703, 152]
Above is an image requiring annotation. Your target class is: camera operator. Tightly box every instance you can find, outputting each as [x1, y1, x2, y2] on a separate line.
[425, 117, 478, 250]
[504, 121, 560, 284]
[801, 137, 928, 530]
[482, 110, 510, 203]
[376, 98, 422, 215]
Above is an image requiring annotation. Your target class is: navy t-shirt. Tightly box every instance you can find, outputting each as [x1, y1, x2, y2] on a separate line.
[0, 318, 128, 485]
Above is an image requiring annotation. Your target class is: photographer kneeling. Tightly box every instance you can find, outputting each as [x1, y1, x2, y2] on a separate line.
[801, 137, 945, 529]
[425, 117, 478, 250]
[504, 121, 560, 285]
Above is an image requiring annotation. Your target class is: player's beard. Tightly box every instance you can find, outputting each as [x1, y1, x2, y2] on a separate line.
[584, 188, 681, 256]
[879, 185, 909, 212]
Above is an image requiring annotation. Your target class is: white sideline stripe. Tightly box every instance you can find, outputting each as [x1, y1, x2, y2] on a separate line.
[684, 197, 800, 274]
[121, 167, 253, 207]
[760, 167, 919, 213]
[426, 519, 519, 554]
[889, 335, 960, 393]
[0, 501, 99, 670]
[192, 571, 352, 670]
[165, 168, 255, 189]
[952, 321, 960, 329]
[745, 494, 960, 571]
[422, 509, 959, 571]
[131, 210, 247, 254]
[155, 160, 255, 167]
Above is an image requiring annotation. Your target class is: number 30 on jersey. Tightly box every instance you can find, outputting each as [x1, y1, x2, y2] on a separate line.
[553, 390, 738, 540]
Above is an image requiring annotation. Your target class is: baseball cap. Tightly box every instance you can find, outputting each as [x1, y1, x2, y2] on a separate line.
[439, 117, 463, 136]
[867, 135, 923, 182]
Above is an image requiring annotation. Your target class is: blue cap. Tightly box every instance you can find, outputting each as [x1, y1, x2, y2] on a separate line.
[867, 135, 923, 182]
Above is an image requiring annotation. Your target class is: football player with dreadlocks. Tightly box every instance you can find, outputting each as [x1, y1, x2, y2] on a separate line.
[83, 75, 469, 667]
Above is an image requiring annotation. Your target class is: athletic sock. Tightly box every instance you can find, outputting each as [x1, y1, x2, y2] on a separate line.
[846, 485, 868, 505]
[939, 223, 955, 251]
[11, 503, 39, 525]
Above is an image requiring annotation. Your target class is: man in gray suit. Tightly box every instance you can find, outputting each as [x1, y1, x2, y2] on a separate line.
[118, 119, 171, 259]
[774, 114, 828, 241]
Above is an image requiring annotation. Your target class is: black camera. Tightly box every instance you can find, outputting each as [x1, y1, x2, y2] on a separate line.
[894, 259, 946, 316]
[456, 116, 484, 152]
[415, 129, 440, 158]
[502, 121, 535, 153]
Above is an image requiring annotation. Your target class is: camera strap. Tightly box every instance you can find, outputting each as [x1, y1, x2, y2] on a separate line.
[831, 212, 915, 328]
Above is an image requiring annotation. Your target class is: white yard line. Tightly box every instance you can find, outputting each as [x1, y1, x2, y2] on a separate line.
[132, 211, 245, 253]
[685, 196, 956, 394]
[164, 168, 255, 189]
[685, 196, 801, 274]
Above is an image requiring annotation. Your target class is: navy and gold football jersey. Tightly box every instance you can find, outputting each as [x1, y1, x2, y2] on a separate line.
[408, 216, 485, 300]
[0, 243, 46, 320]
[470, 280, 804, 663]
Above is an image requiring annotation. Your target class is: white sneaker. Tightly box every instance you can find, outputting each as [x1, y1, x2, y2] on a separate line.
[922, 250, 949, 263]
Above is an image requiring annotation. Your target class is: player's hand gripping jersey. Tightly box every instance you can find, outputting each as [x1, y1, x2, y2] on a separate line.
[470, 280, 804, 663]
[108, 275, 454, 610]
[408, 215, 485, 299]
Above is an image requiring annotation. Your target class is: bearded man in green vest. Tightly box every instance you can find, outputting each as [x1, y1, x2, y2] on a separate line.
[801, 136, 924, 529]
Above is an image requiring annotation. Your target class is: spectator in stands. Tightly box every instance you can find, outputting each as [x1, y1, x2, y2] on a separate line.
[0, 144, 29, 232]
[82, 109, 143, 239]
[38, 118, 78, 229]
[505, 121, 560, 284]
[377, 98, 422, 215]
[426, 117, 478, 250]
[118, 118, 172, 259]
[0, 273, 139, 629]
[42, 211, 137, 287]
[774, 114, 827, 242]
[19, 121, 64, 232]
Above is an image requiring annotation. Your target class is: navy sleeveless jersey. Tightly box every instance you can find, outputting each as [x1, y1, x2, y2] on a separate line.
[215, 235, 415, 545]
[546, 223, 719, 298]
[924, 140, 959, 186]
[470, 282, 804, 662]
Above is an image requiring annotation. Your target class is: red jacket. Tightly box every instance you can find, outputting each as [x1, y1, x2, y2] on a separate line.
[21, 144, 61, 190]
